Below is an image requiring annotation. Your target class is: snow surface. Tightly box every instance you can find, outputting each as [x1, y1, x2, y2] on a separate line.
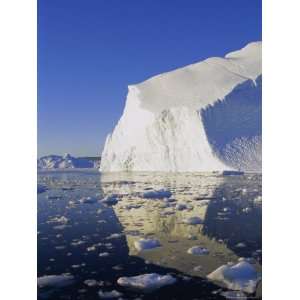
[38, 153, 95, 169]
[117, 273, 176, 291]
[100, 42, 261, 172]
[207, 261, 260, 293]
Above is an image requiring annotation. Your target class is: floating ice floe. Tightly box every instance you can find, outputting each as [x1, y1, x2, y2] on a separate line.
[143, 189, 172, 199]
[106, 233, 123, 240]
[117, 273, 176, 291]
[98, 289, 123, 298]
[134, 238, 161, 251]
[71, 240, 86, 246]
[87, 246, 96, 252]
[207, 261, 260, 293]
[221, 290, 247, 300]
[183, 216, 203, 225]
[253, 195, 262, 205]
[37, 274, 75, 288]
[101, 194, 119, 205]
[242, 207, 252, 213]
[79, 196, 98, 204]
[84, 279, 99, 287]
[48, 216, 69, 224]
[187, 246, 209, 255]
[235, 242, 246, 248]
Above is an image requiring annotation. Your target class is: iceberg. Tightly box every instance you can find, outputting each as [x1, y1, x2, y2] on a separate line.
[207, 261, 260, 293]
[100, 42, 261, 172]
[38, 153, 96, 169]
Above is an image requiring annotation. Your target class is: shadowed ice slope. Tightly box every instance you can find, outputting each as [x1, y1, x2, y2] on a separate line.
[100, 42, 261, 172]
[201, 76, 262, 171]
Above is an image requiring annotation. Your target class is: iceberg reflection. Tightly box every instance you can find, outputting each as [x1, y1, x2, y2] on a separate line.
[100, 172, 262, 281]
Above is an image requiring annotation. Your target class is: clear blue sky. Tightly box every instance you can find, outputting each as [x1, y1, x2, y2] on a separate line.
[38, 0, 261, 157]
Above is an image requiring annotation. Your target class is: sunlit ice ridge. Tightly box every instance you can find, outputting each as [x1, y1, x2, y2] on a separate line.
[100, 42, 262, 172]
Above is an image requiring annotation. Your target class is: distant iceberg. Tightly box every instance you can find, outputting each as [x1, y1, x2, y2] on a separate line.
[100, 42, 261, 172]
[38, 153, 99, 169]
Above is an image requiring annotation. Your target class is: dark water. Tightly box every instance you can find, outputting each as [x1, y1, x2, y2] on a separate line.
[37, 170, 262, 300]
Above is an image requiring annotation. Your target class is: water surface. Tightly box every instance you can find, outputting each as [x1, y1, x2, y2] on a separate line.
[38, 170, 261, 300]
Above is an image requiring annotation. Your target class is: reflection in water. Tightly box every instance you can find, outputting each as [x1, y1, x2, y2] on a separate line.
[101, 172, 262, 283]
[38, 170, 261, 299]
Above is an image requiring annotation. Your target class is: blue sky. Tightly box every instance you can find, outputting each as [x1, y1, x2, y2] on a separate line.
[38, 0, 261, 157]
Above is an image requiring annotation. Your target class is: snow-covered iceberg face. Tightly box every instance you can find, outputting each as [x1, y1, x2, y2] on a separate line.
[100, 42, 261, 172]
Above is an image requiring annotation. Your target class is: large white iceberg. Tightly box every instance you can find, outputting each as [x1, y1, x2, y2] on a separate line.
[100, 42, 261, 172]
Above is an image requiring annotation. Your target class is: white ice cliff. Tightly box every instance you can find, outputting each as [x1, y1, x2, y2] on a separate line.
[100, 42, 262, 172]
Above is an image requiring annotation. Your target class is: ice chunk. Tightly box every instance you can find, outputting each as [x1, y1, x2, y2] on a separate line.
[101, 194, 119, 205]
[253, 195, 262, 205]
[207, 261, 260, 293]
[48, 216, 69, 224]
[98, 289, 123, 298]
[221, 291, 247, 300]
[37, 274, 75, 288]
[134, 238, 161, 251]
[117, 273, 176, 291]
[235, 242, 246, 248]
[99, 252, 110, 257]
[84, 279, 99, 287]
[106, 233, 123, 240]
[187, 246, 209, 255]
[79, 196, 98, 204]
